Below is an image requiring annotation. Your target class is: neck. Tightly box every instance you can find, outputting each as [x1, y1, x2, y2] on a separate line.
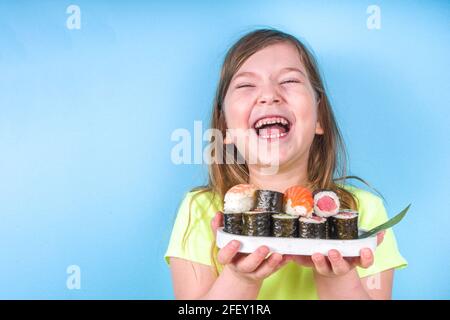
[248, 160, 310, 193]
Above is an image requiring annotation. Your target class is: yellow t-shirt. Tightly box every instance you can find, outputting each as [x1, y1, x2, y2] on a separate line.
[164, 185, 407, 300]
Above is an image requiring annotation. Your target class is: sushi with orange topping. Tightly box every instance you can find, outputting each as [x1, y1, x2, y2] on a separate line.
[284, 186, 314, 218]
[223, 184, 257, 213]
[223, 184, 257, 234]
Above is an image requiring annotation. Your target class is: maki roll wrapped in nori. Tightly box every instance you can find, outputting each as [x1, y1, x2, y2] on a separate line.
[298, 216, 328, 239]
[242, 210, 271, 236]
[330, 210, 359, 239]
[255, 190, 284, 212]
[271, 214, 298, 238]
[223, 212, 243, 235]
[313, 189, 340, 217]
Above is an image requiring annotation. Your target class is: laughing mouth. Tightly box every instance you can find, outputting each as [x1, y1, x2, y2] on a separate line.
[253, 116, 292, 139]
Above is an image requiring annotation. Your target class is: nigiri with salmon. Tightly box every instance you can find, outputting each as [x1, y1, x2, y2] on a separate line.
[284, 186, 314, 218]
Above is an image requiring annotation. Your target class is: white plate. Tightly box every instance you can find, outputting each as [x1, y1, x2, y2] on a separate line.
[216, 227, 377, 257]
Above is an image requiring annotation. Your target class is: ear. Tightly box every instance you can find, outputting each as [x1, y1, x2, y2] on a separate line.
[315, 120, 324, 135]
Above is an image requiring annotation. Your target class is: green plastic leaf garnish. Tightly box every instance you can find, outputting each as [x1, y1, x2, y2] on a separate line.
[359, 204, 411, 239]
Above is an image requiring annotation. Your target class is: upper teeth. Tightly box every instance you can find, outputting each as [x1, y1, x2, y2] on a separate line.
[254, 117, 289, 129]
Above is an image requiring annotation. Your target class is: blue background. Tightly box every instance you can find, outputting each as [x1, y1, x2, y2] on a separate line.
[0, 0, 448, 299]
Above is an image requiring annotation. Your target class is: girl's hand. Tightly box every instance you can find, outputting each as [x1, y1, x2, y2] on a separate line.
[211, 212, 289, 285]
[287, 231, 386, 278]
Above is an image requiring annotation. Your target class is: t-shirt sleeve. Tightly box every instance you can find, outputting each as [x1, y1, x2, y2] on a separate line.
[351, 188, 408, 278]
[164, 191, 221, 267]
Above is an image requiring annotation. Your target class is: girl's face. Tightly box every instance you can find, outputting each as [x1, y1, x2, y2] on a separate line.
[223, 42, 324, 168]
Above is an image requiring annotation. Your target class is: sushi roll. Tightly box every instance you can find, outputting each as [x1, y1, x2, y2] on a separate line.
[330, 210, 359, 240]
[298, 216, 328, 239]
[242, 210, 271, 236]
[223, 184, 257, 213]
[223, 212, 243, 235]
[255, 190, 284, 213]
[284, 186, 314, 218]
[271, 214, 298, 238]
[313, 189, 340, 217]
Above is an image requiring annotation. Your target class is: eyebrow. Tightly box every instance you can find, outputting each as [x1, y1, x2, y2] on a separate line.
[232, 67, 307, 81]
[280, 67, 307, 77]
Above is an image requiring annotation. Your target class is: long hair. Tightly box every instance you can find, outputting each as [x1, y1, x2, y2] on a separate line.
[182, 28, 363, 275]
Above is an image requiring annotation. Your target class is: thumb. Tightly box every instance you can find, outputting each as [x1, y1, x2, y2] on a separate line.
[211, 211, 223, 239]
[376, 230, 386, 246]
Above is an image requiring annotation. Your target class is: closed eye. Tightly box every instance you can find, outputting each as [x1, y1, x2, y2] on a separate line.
[236, 83, 255, 89]
[281, 79, 301, 84]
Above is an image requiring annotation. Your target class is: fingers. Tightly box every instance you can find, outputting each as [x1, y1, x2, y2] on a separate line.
[275, 255, 291, 270]
[234, 246, 270, 273]
[310, 248, 375, 277]
[210, 211, 223, 237]
[311, 253, 332, 275]
[306, 248, 375, 277]
[219, 244, 287, 281]
[311, 250, 353, 276]
[253, 252, 284, 279]
[357, 248, 374, 269]
[217, 240, 241, 265]
[376, 230, 386, 245]
[327, 250, 352, 275]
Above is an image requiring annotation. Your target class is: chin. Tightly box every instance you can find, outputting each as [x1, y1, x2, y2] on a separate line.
[250, 148, 292, 171]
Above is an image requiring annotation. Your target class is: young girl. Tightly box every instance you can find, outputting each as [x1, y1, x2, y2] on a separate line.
[164, 29, 407, 300]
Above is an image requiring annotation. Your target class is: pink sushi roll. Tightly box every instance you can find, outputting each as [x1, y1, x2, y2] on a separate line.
[313, 190, 340, 217]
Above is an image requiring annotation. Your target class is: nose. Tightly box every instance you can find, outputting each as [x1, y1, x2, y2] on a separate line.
[257, 84, 281, 105]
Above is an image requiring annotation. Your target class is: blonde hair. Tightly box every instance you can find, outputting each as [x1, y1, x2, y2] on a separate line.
[182, 28, 362, 275]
